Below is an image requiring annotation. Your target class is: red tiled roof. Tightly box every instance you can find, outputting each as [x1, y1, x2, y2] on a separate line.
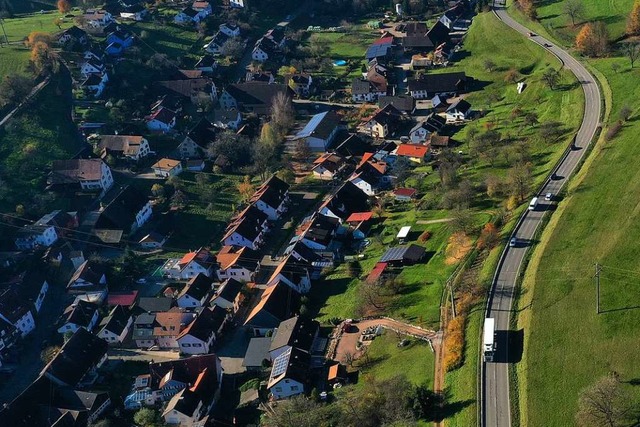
[107, 291, 139, 306]
[396, 144, 429, 157]
[394, 187, 417, 197]
[367, 262, 388, 283]
[346, 212, 373, 223]
[179, 251, 197, 265]
[373, 36, 394, 45]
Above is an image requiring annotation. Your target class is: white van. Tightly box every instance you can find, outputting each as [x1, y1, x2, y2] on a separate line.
[529, 197, 538, 211]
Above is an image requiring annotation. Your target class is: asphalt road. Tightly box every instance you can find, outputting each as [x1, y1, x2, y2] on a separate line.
[482, 5, 602, 427]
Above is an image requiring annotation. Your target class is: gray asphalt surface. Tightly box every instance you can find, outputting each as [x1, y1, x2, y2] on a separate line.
[482, 5, 602, 427]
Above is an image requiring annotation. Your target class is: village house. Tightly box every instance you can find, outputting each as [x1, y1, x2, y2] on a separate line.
[120, 4, 148, 21]
[14, 210, 76, 250]
[221, 204, 269, 250]
[97, 305, 133, 344]
[361, 104, 403, 138]
[57, 300, 100, 335]
[243, 336, 272, 371]
[311, 152, 348, 181]
[286, 73, 313, 96]
[176, 305, 227, 355]
[445, 99, 472, 123]
[378, 95, 416, 113]
[49, 159, 114, 193]
[107, 291, 139, 308]
[215, 245, 260, 282]
[107, 30, 135, 49]
[219, 83, 293, 115]
[204, 31, 232, 55]
[408, 72, 468, 99]
[0, 289, 36, 337]
[365, 36, 394, 63]
[80, 58, 106, 78]
[394, 187, 418, 202]
[295, 213, 340, 252]
[157, 78, 218, 105]
[246, 70, 275, 83]
[267, 255, 311, 294]
[395, 143, 431, 163]
[146, 107, 177, 132]
[153, 310, 196, 350]
[409, 113, 446, 143]
[139, 231, 168, 249]
[195, 55, 218, 72]
[13, 270, 50, 315]
[177, 117, 217, 159]
[269, 316, 320, 360]
[98, 135, 151, 162]
[219, 22, 241, 37]
[133, 313, 157, 349]
[162, 369, 217, 425]
[176, 274, 215, 308]
[294, 110, 344, 152]
[210, 278, 245, 313]
[267, 347, 309, 399]
[351, 78, 386, 103]
[319, 181, 371, 221]
[162, 248, 216, 280]
[42, 328, 108, 387]
[174, 6, 210, 24]
[249, 175, 290, 220]
[244, 283, 301, 336]
[94, 186, 153, 236]
[124, 354, 222, 411]
[152, 158, 183, 178]
[67, 259, 107, 293]
[81, 72, 109, 97]
[58, 26, 88, 47]
[380, 244, 426, 266]
[83, 10, 114, 29]
[346, 211, 374, 239]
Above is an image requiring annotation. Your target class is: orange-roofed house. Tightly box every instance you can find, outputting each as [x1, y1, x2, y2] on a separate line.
[244, 283, 301, 336]
[153, 310, 196, 349]
[215, 245, 260, 282]
[266, 255, 311, 294]
[346, 211, 374, 239]
[161, 247, 216, 280]
[394, 143, 431, 163]
[152, 158, 183, 178]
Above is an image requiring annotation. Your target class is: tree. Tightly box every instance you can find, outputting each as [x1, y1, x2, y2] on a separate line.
[483, 59, 497, 72]
[237, 175, 255, 202]
[576, 22, 609, 57]
[450, 209, 475, 234]
[26, 31, 51, 47]
[619, 104, 633, 121]
[504, 68, 520, 83]
[262, 395, 335, 427]
[539, 121, 565, 141]
[221, 37, 245, 60]
[308, 34, 330, 58]
[485, 174, 503, 198]
[294, 140, 311, 161]
[627, 0, 640, 35]
[276, 168, 295, 184]
[260, 122, 278, 147]
[576, 375, 635, 427]
[133, 408, 159, 427]
[40, 345, 60, 363]
[170, 189, 188, 208]
[0, 74, 33, 109]
[541, 67, 560, 90]
[394, 156, 413, 185]
[57, 0, 71, 13]
[523, 111, 539, 127]
[207, 132, 253, 170]
[506, 162, 532, 202]
[622, 42, 640, 68]
[146, 53, 175, 71]
[563, 0, 585, 26]
[270, 92, 294, 135]
[31, 41, 59, 75]
[517, 0, 537, 19]
[53, 17, 63, 29]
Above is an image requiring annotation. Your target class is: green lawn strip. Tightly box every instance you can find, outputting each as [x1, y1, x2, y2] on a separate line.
[0, 47, 31, 79]
[360, 331, 435, 387]
[1, 11, 74, 43]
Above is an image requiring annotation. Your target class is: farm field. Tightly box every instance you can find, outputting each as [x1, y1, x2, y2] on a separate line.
[504, 1, 640, 425]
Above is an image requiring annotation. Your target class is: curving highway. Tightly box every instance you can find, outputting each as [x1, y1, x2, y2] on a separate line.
[481, 5, 602, 427]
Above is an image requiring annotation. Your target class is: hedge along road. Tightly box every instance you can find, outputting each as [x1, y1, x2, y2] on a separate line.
[481, 4, 602, 427]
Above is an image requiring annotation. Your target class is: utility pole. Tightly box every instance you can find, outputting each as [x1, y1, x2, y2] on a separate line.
[595, 263, 601, 314]
[448, 281, 456, 318]
[0, 19, 8, 47]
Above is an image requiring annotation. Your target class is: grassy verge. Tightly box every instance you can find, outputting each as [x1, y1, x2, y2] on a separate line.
[506, 2, 640, 425]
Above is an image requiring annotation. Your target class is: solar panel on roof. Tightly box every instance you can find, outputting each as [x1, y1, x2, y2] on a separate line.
[271, 350, 290, 377]
[296, 111, 329, 139]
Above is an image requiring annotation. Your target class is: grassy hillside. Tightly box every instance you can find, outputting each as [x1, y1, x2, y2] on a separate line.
[505, 1, 640, 426]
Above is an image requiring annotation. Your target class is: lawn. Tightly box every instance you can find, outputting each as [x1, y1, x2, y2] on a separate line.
[361, 331, 435, 387]
[504, 1, 640, 426]
[0, 46, 31, 79]
[128, 21, 202, 64]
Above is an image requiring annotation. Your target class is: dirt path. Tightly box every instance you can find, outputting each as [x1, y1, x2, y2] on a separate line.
[416, 218, 452, 225]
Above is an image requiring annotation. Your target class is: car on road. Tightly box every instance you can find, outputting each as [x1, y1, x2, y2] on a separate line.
[527, 32, 536, 37]
[136, 278, 147, 284]
[545, 192, 553, 201]
[509, 238, 517, 247]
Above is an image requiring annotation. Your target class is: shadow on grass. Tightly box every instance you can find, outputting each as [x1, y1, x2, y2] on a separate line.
[433, 388, 475, 422]
[310, 277, 353, 318]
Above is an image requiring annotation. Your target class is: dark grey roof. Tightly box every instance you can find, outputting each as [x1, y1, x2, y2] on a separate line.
[269, 316, 318, 353]
[352, 78, 374, 95]
[426, 21, 450, 45]
[99, 305, 131, 336]
[215, 278, 243, 303]
[379, 95, 415, 112]
[447, 98, 471, 113]
[295, 111, 341, 141]
[181, 273, 213, 301]
[324, 181, 370, 220]
[95, 186, 149, 234]
[243, 337, 272, 367]
[43, 328, 108, 387]
[408, 72, 467, 95]
[137, 297, 173, 313]
[62, 300, 98, 328]
[224, 83, 293, 109]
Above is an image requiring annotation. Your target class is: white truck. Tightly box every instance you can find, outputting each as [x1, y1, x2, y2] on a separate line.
[528, 197, 539, 211]
[483, 318, 496, 362]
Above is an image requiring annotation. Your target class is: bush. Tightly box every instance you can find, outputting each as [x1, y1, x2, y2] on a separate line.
[605, 120, 623, 141]
[418, 230, 432, 242]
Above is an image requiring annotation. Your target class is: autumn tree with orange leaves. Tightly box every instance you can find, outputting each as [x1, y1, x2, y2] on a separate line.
[57, 0, 71, 14]
[627, 0, 640, 35]
[576, 22, 609, 57]
[517, 0, 537, 20]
